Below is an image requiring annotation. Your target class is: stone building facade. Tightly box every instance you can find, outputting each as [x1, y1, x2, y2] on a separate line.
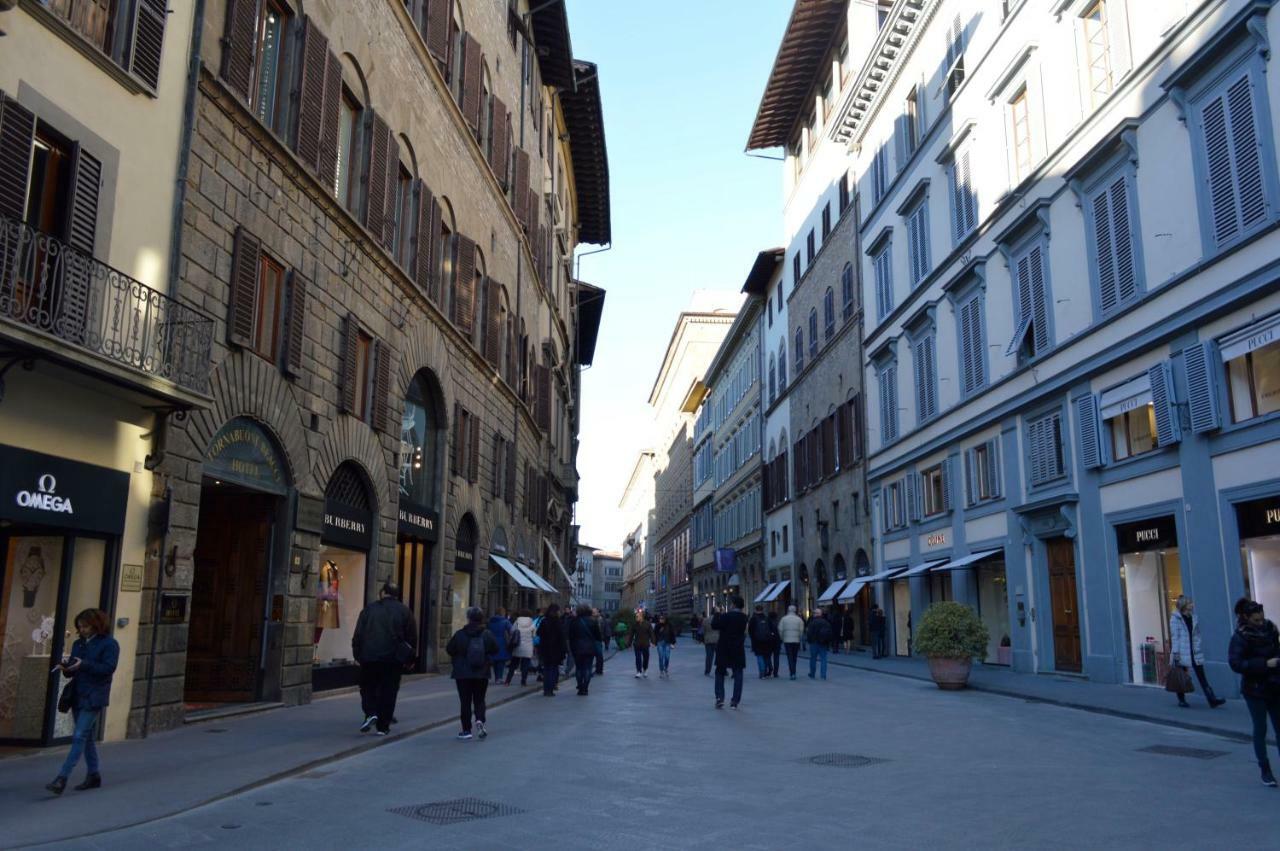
[653, 423, 692, 617]
[131, 0, 607, 733]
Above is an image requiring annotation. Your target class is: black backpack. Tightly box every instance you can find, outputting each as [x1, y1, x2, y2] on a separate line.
[752, 616, 771, 643]
[466, 632, 487, 669]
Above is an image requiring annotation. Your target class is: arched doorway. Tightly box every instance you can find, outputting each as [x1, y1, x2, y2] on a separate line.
[452, 513, 478, 631]
[312, 461, 376, 691]
[187, 417, 291, 707]
[397, 369, 445, 670]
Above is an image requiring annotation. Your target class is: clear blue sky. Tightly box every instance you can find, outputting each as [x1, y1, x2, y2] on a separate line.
[568, 0, 791, 551]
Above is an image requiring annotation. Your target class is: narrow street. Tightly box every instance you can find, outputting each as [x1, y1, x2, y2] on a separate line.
[32, 651, 1278, 850]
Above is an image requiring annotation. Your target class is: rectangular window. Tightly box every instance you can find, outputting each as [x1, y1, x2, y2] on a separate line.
[839, 173, 850, 214]
[874, 243, 894, 320]
[1027, 411, 1066, 486]
[252, 253, 286, 361]
[873, 145, 888, 203]
[879, 364, 899, 443]
[921, 464, 947, 517]
[906, 199, 930, 285]
[393, 164, 414, 268]
[913, 334, 937, 422]
[945, 13, 966, 98]
[336, 89, 360, 207]
[792, 253, 802, 289]
[806, 230, 816, 267]
[1226, 336, 1280, 422]
[822, 203, 832, 239]
[1108, 404, 1156, 460]
[1010, 88, 1033, 181]
[967, 440, 1000, 505]
[1082, 1, 1114, 105]
[353, 328, 373, 419]
[958, 291, 986, 396]
[1087, 170, 1140, 316]
[25, 128, 75, 239]
[1007, 240, 1050, 362]
[904, 88, 919, 155]
[948, 146, 977, 243]
[252, 1, 289, 132]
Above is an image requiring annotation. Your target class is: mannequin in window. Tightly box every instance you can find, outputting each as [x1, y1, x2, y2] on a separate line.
[315, 560, 341, 644]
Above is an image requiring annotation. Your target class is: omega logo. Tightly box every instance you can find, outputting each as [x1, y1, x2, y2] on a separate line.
[16, 474, 74, 515]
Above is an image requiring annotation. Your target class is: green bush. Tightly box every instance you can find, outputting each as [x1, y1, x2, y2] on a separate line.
[914, 601, 989, 659]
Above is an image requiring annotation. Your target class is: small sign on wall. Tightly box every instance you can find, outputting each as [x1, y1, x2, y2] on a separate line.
[120, 563, 144, 592]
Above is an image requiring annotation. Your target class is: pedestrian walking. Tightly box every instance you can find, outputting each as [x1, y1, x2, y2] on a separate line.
[1229, 598, 1280, 786]
[767, 611, 782, 678]
[446, 606, 499, 740]
[870, 606, 887, 659]
[703, 609, 720, 676]
[713, 596, 749, 709]
[561, 607, 577, 678]
[630, 611, 654, 678]
[536, 603, 567, 696]
[807, 607, 833, 680]
[569, 604, 604, 695]
[352, 582, 416, 736]
[691, 612, 704, 643]
[1168, 596, 1226, 708]
[778, 605, 805, 680]
[505, 609, 535, 685]
[488, 608, 513, 685]
[655, 613, 677, 677]
[593, 608, 607, 675]
[45, 608, 119, 795]
[748, 605, 773, 678]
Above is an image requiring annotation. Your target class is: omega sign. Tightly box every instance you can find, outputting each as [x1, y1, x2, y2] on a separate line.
[16, 474, 73, 515]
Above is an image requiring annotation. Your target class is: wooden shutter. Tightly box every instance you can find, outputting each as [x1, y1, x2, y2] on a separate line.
[372, 340, 394, 433]
[129, 0, 168, 90]
[964, 448, 976, 506]
[228, 227, 261, 347]
[365, 112, 390, 239]
[940, 458, 953, 511]
[295, 18, 332, 175]
[534, 365, 551, 432]
[793, 440, 804, 493]
[1182, 341, 1221, 433]
[318, 51, 343, 191]
[283, 270, 308, 377]
[985, 438, 1001, 497]
[505, 439, 517, 504]
[453, 233, 476, 335]
[65, 145, 102, 255]
[468, 411, 480, 483]
[451, 404, 462, 476]
[382, 130, 401, 252]
[529, 192, 540, 253]
[414, 182, 442, 303]
[0, 94, 35, 221]
[1074, 395, 1103, 469]
[1202, 73, 1268, 246]
[220, 0, 257, 102]
[822, 416, 835, 477]
[490, 100, 510, 186]
[425, 0, 452, 65]
[461, 34, 483, 136]
[905, 474, 919, 523]
[484, 278, 503, 366]
[1025, 243, 1049, 354]
[340, 314, 359, 414]
[1147, 362, 1181, 447]
[513, 148, 530, 226]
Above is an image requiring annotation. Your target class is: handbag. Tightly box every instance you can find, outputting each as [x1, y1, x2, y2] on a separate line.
[394, 639, 415, 666]
[57, 678, 77, 714]
[508, 628, 521, 650]
[1164, 664, 1195, 694]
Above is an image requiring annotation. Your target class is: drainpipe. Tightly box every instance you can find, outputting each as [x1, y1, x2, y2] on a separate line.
[166, 0, 206, 294]
[141, 487, 172, 738]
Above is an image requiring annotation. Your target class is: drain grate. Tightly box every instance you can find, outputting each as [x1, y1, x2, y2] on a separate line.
[1137, 745, 1229, 760]
[389, 798, 525, 826]
[807, 753, 889, 768]
[205, 728, 229, 734]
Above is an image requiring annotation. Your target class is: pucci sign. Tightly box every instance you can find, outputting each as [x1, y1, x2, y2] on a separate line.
[16, 474, 73, 514]
[1, 444, 129, 534]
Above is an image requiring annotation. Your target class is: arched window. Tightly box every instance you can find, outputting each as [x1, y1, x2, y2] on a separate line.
[841, 263, 855, 320]
[401, 371, 445, 513]
[778, 343, 787, 390]
[335, 58, 368, 210]
[794, 326, 805, 372]
[392, 135, 416, 268]
[768, 354, 777, 404]
[473, 249, 487, 348]
[808, 309, 818, 358]
[437, 197, 456, 318]
[824, 287, 835, 340]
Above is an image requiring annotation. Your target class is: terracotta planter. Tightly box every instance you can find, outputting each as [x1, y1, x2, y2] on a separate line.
[927, 656, 973, 690]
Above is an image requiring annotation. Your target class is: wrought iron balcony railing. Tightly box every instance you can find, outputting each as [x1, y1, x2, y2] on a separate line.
[0, 213, 214, 396]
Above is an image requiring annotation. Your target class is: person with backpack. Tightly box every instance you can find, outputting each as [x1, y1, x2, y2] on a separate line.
[446, 606, 499, 740]
[807, 607, 834, 680]
[568, 605, 604, 695]
[748, 604, 774, 679]
[778, 605, 805, 679]
[629, 611, 655, 678]
[655, 613, 677, 678]
[504, 609, 535, 686]
[536, 603, 567, 696]
[488, 608, 513, 685]
[352, 582, 417, 736]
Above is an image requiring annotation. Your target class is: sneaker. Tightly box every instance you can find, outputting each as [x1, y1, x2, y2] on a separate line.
[790, 674, 796, 680]
[359, 715, 377, 733]
[1262, 765, 1277, 787]
[730, 703, 739, 710]
[643, 672, 648, 679]
[375, 730, 389, 737]
[715, 700, 724, 709]
[456, 731, 473, 741]
[476, 722, 487, 740]
[635, 672, 642, 679]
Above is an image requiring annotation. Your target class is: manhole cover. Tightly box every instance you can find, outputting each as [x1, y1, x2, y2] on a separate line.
[389, 798, 525, 826]
[807, 753, 889, 768]
[1137, 745, 1229, 760]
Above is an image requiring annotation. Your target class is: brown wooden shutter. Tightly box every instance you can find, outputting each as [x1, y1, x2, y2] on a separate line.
[0, 94, 36, 221]
[372, 340, 393, 433]
[228, 227, 261, 347]
[453, 233, 476, 335]
[383, 132, 400, 252]
[528, 187, 540, 242]
[365, 112, 389, 239]
[318, 51, 343, 191]
[451, 403, 462, 476]
[65, 145, 102, 255]
[468, 414, 480, 483]
[425, 0, 452, 66]
[461, 34, 483, 136]
[283, 270, 308, 377]
[295, 18, 329, 173]
[512, 149, 530, 227]
[340, 314, 359, 413]
[220, 0, 257, 102]
[484, 278, 503, 366]
[505, 440, 517, 504]
[412, 180, 431, 296]
[489, 99, 509, 186]
[129, 0, 168, 91]
[534, 365, 551, 432]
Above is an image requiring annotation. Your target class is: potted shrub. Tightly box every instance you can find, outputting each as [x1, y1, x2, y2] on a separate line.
[915, 601, 990, 690]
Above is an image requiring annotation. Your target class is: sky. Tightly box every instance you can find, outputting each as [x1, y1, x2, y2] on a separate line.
[566, 1, 793, 552]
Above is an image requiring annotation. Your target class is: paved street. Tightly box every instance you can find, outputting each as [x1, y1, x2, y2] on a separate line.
[23, 649, 1278, 851]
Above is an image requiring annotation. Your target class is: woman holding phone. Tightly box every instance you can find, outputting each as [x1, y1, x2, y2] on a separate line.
[46, 608, 119, 795]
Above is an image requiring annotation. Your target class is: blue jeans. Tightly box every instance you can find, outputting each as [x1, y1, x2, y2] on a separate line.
[542, 661, 560, 695]
[656, 641, 671, 672]
[755, 653, 770, 677]
[594, 641, 605, 673]
[715, 667, 743, 705]
[809, 645, 829, 679]
[634, 645, 649, 673]
[59, 708, 100, 778]
[574, 655, 595, 692]
[704, 643, 717, 674]
[492, 659, 507, 683]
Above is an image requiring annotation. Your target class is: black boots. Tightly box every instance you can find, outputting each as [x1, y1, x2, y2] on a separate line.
[74, 774, 102, 791]
[1206, 687, 1226, 708]
[45, 776, 67, 795]
[1261, 763, 1277, 787]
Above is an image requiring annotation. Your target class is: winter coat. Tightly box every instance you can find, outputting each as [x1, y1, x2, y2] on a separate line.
[748, 613, 774, 654]
[630, 620, 655, 649]
[778, 613, 805, 644]
[869, 610, 887, 633]
[1229, 619, 1280, 700]
[536, 615, 567, 666]
[488, 616, 513, 661]
[655, 622, 677, 645]
[352, 597, 417, 664]
[702, 619, 720, 645]
[64, 634, 119, 710]
[712, 610, 749, 671]
[568, 615, 603, 658]
[511, 616, 535, 659]
[1169, 611, 1204, 666]
[806, 615, 834, 647]
[446, 623, 499, 680]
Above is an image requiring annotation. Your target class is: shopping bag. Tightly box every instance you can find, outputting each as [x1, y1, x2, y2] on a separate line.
[1164, 665, 1194, 694]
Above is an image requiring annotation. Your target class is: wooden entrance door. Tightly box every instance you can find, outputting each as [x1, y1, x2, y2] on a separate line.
[1046, 537, 1082, 673]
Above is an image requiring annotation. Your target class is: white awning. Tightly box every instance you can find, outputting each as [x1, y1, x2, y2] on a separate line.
[515, 562, 557, 593]
[764, 580, 790, 602]
[1219, 312, 1280, 361]
[816, 579, 848, 603]
[490, 555, 538, 589]
[931, 549, 1003, 573]
[544, 537, 574, 586]
[837, 578, 869, 603]
[902, 559, 948, 578]
[753, 582, 779, 603]
[1099, 374, 1152, 421]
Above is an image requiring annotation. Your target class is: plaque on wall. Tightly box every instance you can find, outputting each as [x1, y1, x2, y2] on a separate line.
[159, 593, 188, 624]
[120, 563, 144, 592]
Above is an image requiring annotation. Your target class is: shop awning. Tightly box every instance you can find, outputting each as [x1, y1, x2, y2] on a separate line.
[816, 579, 848, 603]
[1099, 374, 1152, 421]
[515, 562, 557, 594]
[902, 560, 948, 578]
[764, 580, 790, 602]
[753, 582, 779, 604]
[867, 567, 909, 583]
[544, 537, 574, 587]
[490, 555, 538, 590]
[931, 549, 1003, 573]
[837, 578, 869, 604]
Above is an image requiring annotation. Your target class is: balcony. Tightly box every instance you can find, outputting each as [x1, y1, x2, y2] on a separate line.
[0, 213, 214, 403]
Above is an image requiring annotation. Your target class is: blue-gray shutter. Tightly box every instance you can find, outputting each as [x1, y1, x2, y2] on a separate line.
[964, 448, 976, 506]
[1029, 243, 1050, 354]
[940, 458, 953, 511]
[985, 438, 1001, 498]
[906, 474, 919, 523]
[1182, 341, 1221, 433]
[1074, 394, 1104, 469]
[1147, 362, 1181, 446]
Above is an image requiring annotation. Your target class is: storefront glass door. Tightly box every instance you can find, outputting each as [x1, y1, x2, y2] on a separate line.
[976, 561, 1011, 664]
[893, 580, 911, 656]
[1116, 517, 1181, 686]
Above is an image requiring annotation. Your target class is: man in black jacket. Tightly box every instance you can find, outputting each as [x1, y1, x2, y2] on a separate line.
[568, 605, 604, 695]
[712, 596, 749, 710]
[352, 582, 416, 735]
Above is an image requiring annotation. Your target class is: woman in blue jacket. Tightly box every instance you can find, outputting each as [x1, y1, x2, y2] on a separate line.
[47, 608, 119, 795]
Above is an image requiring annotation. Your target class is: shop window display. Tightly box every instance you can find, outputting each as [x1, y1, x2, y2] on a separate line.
[976, 561, 1010, 664]
[1116, 517, 1182, 686]
[1226, 335, 1280, 423]
[893, 578, 911, 656]
[313, 549, 367, 672]
[1239, 496, 1280, 619]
